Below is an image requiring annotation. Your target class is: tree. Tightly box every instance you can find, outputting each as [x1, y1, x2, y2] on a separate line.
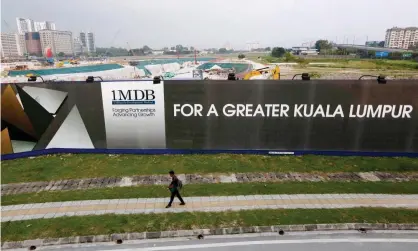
[190, 46, 195, 51]
[96, 47, 130, 57]
[175, 44, 184, 52]
[378, 41, 385, 47]
[142, 45, 152, 52]
[129, 48, 146, 56]
[284, 52, 295, 62]
[57, 52, 65, 57]
[315, 40, 332, 51]
[163, 47, 169, 51]
[170, 46, 175, 51]
[238, 54, 245, 59]
[265, 47, 271, 51]
[218, 48, 227, 53]
[271, 47, 286, 57]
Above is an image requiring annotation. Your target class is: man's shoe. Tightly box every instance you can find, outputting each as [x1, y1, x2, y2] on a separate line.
[165, 205, 171, 208]
[180, 202, 186, 206]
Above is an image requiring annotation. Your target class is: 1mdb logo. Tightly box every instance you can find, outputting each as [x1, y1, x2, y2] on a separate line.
[111, 89, 155, 105]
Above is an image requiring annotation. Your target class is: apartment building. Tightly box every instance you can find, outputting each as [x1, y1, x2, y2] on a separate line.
[16, 18, 35, 34]
[384, 27, 418, 49]
[16, 33, 27, 56]
[1, 33, 19, 57]
[39, 30, 74, 56]
[86, 32, 95, 53]
[34, 21, 56, 31]
[25, 32, 42, 56]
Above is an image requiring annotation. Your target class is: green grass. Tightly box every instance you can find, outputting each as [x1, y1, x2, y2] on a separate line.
[261, 56, 418, 70]
[3, 181, 418, 206]
[2, 208, 418, 242]
[306, 60, 418, 70]
[2, 154, 418, 184]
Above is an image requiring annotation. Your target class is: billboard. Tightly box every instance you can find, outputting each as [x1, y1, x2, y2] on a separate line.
[403, 53, 412, 59]
[1, 80, 418, 157]
[375, 51, 389, 58]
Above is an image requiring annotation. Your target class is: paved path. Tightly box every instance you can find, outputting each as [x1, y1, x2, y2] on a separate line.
[3, 171, 418, 195]
[2, 194, 418, 222]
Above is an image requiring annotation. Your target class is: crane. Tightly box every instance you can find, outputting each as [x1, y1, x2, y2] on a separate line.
[104, 29, 121, 56]
[126, 42, 140, 57]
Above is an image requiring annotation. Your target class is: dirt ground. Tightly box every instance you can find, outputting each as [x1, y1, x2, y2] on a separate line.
[278, 65, 418, 80]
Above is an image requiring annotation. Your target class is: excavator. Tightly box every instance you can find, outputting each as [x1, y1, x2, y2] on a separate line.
[243, 65, 280, 80]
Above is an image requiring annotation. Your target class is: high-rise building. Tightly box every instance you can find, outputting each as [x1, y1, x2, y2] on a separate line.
[25, 32, 42, 56]
[86, 32, 95, 53]
[79, 32, 87, 47]
[1, 33, 19, 58]
[73, 37, 84, 55]
[16, 33, 27, 56]
[39, 30, 74, 56]
[384, 27, 418, 49]
[34, 21, 56, 31]
[16, 18, 35, 34]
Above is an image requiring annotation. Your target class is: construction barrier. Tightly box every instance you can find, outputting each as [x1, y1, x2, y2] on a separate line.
[1, 80, 417, 159]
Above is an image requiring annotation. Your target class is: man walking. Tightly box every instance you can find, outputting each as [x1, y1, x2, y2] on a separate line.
[166, 170, 186, 208]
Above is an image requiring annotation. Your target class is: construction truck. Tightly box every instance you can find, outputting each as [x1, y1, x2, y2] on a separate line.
[69, 59, 79, 65]
[243, 65, 280, 80]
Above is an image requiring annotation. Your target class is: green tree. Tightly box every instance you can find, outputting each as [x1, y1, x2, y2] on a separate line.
[175, 44, 184, 52]
[218, 48, 227, 53]
[96, 47, 130, 57]
[265, 47, 271, 51]
[378, 41, 385, 47]
[315, 40, 333, 51]
[142, 45, 152, 52]
[57, 52, 65, 57]
[284, 52, 295, 62]
[190, 46, 195, 51]
[238, 54, 245, 59]
[271, 47, 286, 57]
[129, 48, 146, 56]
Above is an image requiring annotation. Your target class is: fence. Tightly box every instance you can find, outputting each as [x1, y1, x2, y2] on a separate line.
[2, 80, 417, 159]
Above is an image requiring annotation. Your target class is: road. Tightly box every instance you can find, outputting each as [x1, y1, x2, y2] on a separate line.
[13, 231, 418, 251]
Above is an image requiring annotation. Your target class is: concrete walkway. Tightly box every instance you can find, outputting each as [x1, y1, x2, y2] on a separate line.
[2, 194, 418, 222]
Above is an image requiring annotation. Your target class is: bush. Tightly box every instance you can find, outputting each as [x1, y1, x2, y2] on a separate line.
[238, 54, 246, 59]
[310, 72, 322, 79]
[284, 52, 295, 62]
[272, 47, 286, 58]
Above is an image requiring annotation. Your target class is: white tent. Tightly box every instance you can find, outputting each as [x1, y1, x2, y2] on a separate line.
[209, 64, 222, 70]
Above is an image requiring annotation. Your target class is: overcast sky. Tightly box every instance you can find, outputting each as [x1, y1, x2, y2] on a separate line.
[1, 0, 417, 49]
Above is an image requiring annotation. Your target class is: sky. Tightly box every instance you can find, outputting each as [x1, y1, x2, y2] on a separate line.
[1, 0, 418, 50]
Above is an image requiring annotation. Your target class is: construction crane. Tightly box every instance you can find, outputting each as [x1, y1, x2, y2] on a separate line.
[126, 42, 134, 56]
[104, 29, 121, 56]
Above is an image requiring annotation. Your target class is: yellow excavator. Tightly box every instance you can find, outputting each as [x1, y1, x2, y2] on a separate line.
[56, 61, 64, 68]
[243, 65, 280, 80]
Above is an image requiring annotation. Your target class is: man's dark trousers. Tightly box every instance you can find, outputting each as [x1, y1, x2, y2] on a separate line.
[168, 189, 185, 206]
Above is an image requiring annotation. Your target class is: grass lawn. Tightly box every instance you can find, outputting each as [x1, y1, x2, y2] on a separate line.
[3, 181, 418, 206]
[2, 208, 418, 242]
[2, 154, 418, 184]
[261, 56, 418, 70]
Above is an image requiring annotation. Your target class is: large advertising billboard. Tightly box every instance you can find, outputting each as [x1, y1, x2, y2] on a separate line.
[1, 80, 417, 157]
